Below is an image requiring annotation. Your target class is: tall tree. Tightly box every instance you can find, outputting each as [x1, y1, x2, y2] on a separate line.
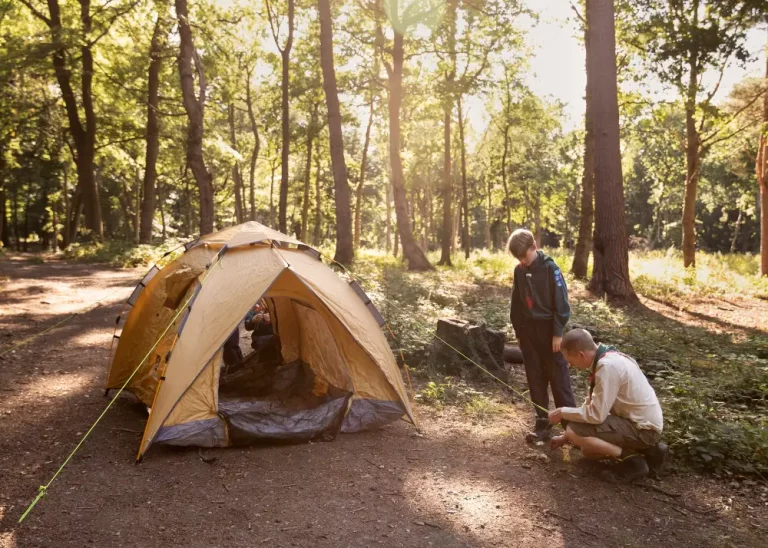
[19, 0, 123, 243]
[354, 99, 375, 251]
[245, 65, 260, 221]
[587, 0, 636, 300]
[632, 0, 763, 267]
[759, 29, 768, 276]
[572, 3, 594, 279]
[140, 5, 169, 244]
[175, 0, 214, 235]
[457, 97, 469, 259]
[377, 1, 433, 270]
[437, 0, 457, 266]
[317, 0, 354, 263]
[266, 0, 295, 233]
[228, 102, 245, 223]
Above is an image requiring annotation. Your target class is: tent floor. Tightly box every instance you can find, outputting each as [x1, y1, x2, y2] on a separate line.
[218, 359, 350, 444]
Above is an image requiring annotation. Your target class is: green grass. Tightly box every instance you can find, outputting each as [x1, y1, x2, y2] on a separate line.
[350, 246, 768, 476]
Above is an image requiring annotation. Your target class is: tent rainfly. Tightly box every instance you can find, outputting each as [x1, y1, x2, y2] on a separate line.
[106, 222, 414, 460]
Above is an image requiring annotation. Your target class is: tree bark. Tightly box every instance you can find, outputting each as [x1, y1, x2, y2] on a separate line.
[301, 103, 318, 240]
[246, 67, 260, 221]
[274, 0, 295, 233]
[586, 0, 636, 300]
[758, 29, 768, 276]
[355, 100, 374, 251]
[313, 142, 323, 246]
[572, 5, 594, 279]
[386, 32, 432, 270]
[318, 0, 353, 263]
[438, 0, 457, 266]
[386, 174, 392, 253]
[681, 9, 701, 268]
[176, 0, 214, 235]
[439, 104, 453, 265]
[501, 125, 512, 232]
[458, 97, 469, 259]
[140, 8, 167, 244]
[228, 102, 245, 223]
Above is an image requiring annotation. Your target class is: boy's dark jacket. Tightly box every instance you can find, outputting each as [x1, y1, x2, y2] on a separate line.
[510, 251, 570, 336]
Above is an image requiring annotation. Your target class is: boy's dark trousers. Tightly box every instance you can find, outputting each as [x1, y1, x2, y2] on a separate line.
[517, 319, 576, 425]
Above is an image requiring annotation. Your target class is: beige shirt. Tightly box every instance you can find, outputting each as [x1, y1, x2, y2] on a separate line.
[561, 351, 663, 433]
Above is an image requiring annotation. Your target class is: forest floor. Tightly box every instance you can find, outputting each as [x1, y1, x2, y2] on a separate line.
[1, 253, 768, 548]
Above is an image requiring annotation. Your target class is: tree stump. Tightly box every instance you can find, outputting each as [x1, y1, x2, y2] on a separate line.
[426, 318, 506, 378]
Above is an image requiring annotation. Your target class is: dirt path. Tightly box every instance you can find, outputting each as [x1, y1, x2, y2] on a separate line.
[1, 257, 765, 547]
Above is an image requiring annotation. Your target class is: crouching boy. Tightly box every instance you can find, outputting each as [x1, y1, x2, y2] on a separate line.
[549, 329, 668, 483]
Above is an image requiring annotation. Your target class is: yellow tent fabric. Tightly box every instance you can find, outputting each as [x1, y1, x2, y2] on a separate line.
[105, 222, 413, 459]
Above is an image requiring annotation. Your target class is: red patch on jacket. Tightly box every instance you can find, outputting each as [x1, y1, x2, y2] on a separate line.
[525, 295, 534, 309]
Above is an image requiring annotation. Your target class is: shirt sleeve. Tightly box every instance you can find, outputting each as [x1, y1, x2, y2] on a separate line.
[510, 268, 525, 329]
[561, 362, 620, 424]
[551, 265, 570, 337]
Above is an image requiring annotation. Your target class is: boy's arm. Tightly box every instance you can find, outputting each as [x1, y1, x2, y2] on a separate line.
[510, 269, 524, 329]
[560, 365, 619, 424]
[551, 265, 570, 337]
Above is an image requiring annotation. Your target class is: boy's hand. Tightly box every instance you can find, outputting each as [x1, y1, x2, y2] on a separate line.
[552, 336, 562, 353]
[550, 434, 568, 451]
[548, 408, 563, 425]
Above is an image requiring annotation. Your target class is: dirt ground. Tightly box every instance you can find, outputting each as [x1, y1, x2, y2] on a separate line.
[1, 255, 766, 548]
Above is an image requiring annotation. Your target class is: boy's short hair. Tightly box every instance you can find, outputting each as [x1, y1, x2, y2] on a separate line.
[507, 229, 535, 258]
[561, 329, 598, 353]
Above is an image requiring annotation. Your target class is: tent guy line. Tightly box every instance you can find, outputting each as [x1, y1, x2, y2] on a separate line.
[17, 251, 225, 524]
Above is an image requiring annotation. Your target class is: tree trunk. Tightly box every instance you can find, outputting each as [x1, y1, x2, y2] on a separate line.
[12, 182, 19, 251]
[758, 29, 768, 276]
[730, 208, 743, 253]
[140, 8, 166, 244]
[485, 175, 492, 248]
[0, 186, 8, 249]
[355, 100, 374, 251]
[586, 0, 636, 300]
[228, 102, 245, 224]
[277, 0, 295, 233]
[501, 125, 512, 233]
[387, 32, 432, 270]
[572, 6, 594, 279]
[158, 179, 167, 241]
[313, 144, 323, 246]
[301, 104, 318, 240]
[246, 67, 260, 221]
[439, 103, 453, 265]
[386, 176, 392, 253]
[318, 0, 353, 264]
[458, 97, 469, 259]
[270, 147, 278, 228]
[176, 0, 214, 235]
[681, 14, 701, 268]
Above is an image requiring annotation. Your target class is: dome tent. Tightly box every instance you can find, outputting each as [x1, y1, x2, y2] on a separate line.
[106, 222, 413, 460]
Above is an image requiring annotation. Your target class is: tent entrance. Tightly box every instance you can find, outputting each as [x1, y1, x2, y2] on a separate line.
[216, 295, 353, 444]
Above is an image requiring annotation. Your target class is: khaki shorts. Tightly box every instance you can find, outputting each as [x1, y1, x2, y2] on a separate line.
[568, 415, 660, 450]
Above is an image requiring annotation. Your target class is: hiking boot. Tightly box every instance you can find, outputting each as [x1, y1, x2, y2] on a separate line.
[641, 442, 668, 478]
[525, 418, 552, 443]
[599, 454, 649, 484]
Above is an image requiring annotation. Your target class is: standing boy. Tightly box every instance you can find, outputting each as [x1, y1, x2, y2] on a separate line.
[508, 229, 576, 442]
[549, 328, 667, 483]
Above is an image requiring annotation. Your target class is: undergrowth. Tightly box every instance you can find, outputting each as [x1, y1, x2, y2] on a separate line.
[351, 247, 768, 477]
[62, 238, 187, 268]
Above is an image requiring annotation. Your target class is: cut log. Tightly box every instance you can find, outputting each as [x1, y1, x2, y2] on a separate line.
[426, 318, 506, 377]
[504, 344, 524, 364]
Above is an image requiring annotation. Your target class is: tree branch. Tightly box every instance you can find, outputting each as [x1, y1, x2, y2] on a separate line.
[569, 1, 585, 25]
[17, 0, 51, 26]
[701, 88, 765, 146]
[88, 0, 141, 47]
